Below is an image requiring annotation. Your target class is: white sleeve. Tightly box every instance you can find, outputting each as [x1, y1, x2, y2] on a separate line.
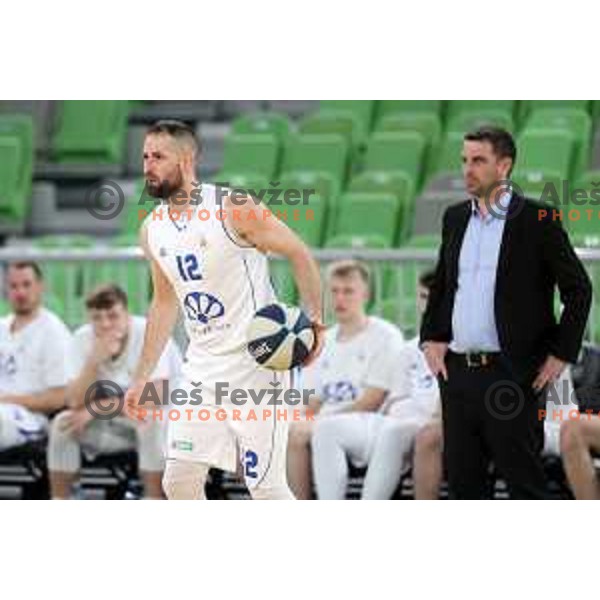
[363, 331, 405, 392]
[41, 324, 75, 389]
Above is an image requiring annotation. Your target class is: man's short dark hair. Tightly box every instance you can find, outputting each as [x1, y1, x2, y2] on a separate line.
[85, 284, 128, 311]
[419, 269, 436, 291]
[8, 261, 43, 281]
[463, 126, 517, 175]
[146, 119, 202, 156]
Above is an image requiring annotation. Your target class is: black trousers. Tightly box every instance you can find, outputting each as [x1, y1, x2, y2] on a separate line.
[439, 351, 548, 500]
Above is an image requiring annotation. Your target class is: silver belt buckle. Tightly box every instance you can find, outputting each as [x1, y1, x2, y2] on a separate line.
[466, 352, 486, 368]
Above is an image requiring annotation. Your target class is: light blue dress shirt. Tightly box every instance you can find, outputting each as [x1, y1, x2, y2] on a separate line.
[449, 193, 512, 353]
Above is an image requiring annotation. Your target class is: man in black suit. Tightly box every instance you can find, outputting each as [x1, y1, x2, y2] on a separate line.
[420, 126, 592, 499]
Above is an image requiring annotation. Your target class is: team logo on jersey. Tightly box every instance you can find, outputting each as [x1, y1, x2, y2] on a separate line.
[323, 381, 358, 404]
[183, 291, 225, 324]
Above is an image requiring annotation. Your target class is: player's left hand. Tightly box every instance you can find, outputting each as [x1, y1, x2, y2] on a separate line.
[532, 355, 567, 392]
[302, 321, 326, 367]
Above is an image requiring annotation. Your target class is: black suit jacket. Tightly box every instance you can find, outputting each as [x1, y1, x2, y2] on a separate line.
[420, 194, 593, 380]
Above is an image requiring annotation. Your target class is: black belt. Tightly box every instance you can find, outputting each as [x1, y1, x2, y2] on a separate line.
[448, 350, 502, 369]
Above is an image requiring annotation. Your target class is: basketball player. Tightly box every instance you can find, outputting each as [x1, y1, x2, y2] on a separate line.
[0, 261, 73, 449]
[48, 284, 182, 499]
[413, 366, 577, 499]
[288, 260, 406, 499]
[309, 268, 439, 499]
[124, 120, 324, 500]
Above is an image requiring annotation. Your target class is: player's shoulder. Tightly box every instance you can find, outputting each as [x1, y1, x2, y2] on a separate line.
[38, 308, 72, 337]
[366, 316, 404, 342]
[129, 315, 147, 335]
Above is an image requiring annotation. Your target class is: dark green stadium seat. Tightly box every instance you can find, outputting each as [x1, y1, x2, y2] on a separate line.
[52, 100, 129, 163]
[230, 112, 291, 144]
[327, 192, 401, 246]
[348, 170, 414, 242]
[282, 134, 350, 187]
[211, 172, 268, 198]
[319, 101, 376, 138]
[221, 133, 280, 180]
[364, 132, 426, 188]
[526, 108, 592, 177]
[376, 101, 442, 122]
[567, 171, 600, 242]
[518, 128, 576, 179]
[299, 111, 363, 149]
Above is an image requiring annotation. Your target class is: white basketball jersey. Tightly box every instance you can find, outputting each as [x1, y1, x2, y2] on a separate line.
[304, 317, 405, 415]
[145, 184, 276, 376]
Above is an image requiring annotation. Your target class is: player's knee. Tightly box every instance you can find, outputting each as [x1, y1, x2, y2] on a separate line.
[415, 422, 443, 454]
[49, 411, 73, 441]
[560, 419, 584, 456]
[288, 421, 312, 448]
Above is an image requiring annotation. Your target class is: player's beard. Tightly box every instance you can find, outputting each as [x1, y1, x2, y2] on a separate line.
[146, 165, 185, 200]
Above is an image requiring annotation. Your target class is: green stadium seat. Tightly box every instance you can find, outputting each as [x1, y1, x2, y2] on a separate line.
[279, 171, 341, 210]
[434, 131, 465, 174]
[33, 236, 96, 326]
[518, 128, 576, 179]
[327, 192, 401, 246]
[211, 172, 268, 198]
[230, 112, 291, 144]
[403, 234, 442, 248]
[269, 260, 297, 304]
[319, 101, 376, 138]
[282, 134, 350, 186]
[363, 131, 426, 188]
[446, 100, 516, 119]
[299, 111, 363, 149]
[511, 169, 565, 205]
[376, 101, 442, 122]
[566, 170, 600, 241]
[526, 100, 591, 115]
[348, 170, 414, 242]
[526, 109, 592, 177]
[374, 112, 442, 179]
[221, 133, 280, 180]
[446, 109, 514, 135]
[52, 100, 129, 163]
[275, 194, 327, 247]
[0, 138, 22, 221]
[0, 115, 34, 224]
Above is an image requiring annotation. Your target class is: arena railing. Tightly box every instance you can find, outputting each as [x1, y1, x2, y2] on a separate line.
[0, 247, 598, 344]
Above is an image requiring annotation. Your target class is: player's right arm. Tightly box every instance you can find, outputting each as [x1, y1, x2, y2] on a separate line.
[125, 225, 179, 415]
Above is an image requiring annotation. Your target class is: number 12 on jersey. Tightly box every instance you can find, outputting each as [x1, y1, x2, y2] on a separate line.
[176, 253, 203, 282]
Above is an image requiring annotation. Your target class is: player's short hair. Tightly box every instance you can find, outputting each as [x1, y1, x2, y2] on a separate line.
[327, 260, 370, 286]
[463, 126, 517, 175]
[7, 261, 44, 281]
[85, 284, 128, 311]
[418, 269, 436, 291]
[146, 119, 202, 157]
